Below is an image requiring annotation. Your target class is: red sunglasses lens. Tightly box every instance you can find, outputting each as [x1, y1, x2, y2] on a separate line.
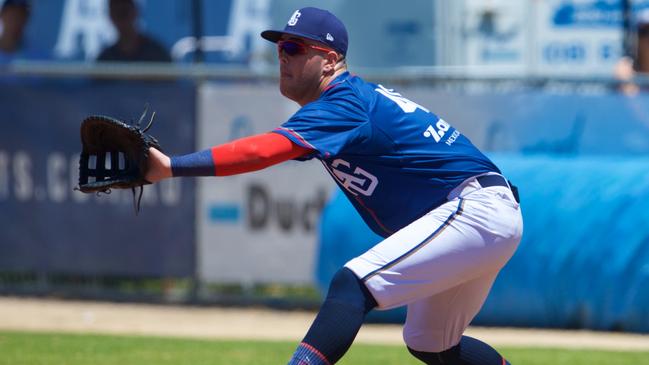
[278, 41, 305, 55]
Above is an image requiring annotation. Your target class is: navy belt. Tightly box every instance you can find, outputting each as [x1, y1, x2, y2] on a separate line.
[476, 174, 509, 188]
[476, 174, 520, 203]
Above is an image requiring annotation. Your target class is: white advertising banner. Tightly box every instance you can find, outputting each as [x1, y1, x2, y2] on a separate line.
[448, 0, 636, 77]
[531, 0, 623, 76]
[197, 83, 336, 284]
[459, 0, 530, 75]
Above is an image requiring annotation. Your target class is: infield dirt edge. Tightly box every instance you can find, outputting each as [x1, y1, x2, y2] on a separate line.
[1, 296, 648, 351]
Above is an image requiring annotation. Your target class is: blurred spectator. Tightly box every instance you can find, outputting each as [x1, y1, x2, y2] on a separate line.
[0, 0, 30, 63]
[614, 9, 649, 95]
[97, 0, 171, 62]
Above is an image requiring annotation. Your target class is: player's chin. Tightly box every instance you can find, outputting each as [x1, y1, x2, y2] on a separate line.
[279, 80, 296, 99]
[279, 74, 291, 85]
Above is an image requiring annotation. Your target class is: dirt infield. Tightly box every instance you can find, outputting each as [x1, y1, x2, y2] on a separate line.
[1, 296, 649, 351]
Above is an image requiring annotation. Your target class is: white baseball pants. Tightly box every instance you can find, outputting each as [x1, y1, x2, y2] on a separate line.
[345, 175, 523, 352]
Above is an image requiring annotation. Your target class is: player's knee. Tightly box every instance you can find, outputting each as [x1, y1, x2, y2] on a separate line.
[407, 346, 456, 365]
[403, 326, 449, 354]
[326, 267, 377, 313]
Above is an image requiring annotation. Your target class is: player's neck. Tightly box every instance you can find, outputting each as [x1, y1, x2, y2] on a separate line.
[313, 68, 347, 102]
[294, 67, 347, 107]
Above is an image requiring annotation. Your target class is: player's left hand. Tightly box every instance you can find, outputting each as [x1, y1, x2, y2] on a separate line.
[145, 147, 172, 183]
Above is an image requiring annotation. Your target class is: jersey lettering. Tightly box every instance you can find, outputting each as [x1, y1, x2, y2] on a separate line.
[375, 85, 430, 114]
[423, 119, 451, 143]
[330, 159, 378, 196]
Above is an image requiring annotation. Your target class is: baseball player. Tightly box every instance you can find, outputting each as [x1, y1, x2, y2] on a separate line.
[145, 7, 523, 365]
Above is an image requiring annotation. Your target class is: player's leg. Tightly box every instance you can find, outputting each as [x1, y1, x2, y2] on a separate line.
[287, 266, 377, 365]
[344, 184, 521, 364]
[407, 336, 511, 365]
[403, 272, 511, 364]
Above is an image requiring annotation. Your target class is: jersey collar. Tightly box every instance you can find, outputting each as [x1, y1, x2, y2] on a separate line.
[323, 71, 351, 93]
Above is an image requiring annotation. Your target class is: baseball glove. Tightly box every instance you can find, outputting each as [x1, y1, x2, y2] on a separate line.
[75, 107, 161, 214]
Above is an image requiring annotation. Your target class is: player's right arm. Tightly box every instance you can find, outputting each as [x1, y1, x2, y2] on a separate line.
[145, 132, 313, 183]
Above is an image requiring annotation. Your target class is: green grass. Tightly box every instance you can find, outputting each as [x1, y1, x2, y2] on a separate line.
[1, 330, 648, 365]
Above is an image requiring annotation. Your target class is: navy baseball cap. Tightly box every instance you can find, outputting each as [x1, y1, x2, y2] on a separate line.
[261, 7, 348, 56]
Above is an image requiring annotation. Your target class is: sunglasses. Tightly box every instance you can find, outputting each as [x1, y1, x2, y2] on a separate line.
[277, 40, 333, 56]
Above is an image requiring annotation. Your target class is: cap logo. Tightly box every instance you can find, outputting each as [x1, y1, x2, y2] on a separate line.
[287, 10, 301, 26]
[326, 33, 334, 41]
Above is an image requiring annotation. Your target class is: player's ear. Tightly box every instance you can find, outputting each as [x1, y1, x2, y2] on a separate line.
[323, 51, 340, 73]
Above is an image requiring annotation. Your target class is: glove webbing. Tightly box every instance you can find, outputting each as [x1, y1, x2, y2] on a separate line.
[79, 150, 125, 182]
[80, 151, 144, 214]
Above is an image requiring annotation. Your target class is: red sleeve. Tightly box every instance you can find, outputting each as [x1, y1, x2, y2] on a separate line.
[211, 132, 313, 176]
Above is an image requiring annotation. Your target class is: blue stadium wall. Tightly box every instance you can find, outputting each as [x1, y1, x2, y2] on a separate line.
[0, 80, 196, 277]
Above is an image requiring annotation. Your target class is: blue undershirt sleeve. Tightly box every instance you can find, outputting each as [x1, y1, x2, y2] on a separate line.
[170, 149, 215, 176]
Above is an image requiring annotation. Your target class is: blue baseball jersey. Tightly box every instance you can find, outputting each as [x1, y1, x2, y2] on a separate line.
[273, 72, 499, 237]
